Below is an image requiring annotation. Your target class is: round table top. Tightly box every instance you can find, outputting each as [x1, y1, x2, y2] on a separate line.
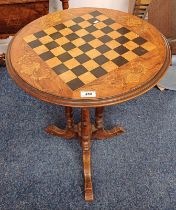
[6, 8, 171, 107]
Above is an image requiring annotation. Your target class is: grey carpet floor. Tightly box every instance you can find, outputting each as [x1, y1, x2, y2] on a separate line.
[0, 68, 176, 210]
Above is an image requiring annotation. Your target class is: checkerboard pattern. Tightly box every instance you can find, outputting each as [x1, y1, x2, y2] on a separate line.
[24, 10, 156, 91]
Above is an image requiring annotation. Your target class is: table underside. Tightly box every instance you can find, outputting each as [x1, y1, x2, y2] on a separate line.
[45, 106, 124, 201]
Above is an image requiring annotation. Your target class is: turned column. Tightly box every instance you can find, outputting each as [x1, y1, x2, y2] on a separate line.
[65, 106, 74, 130]
[95, 107, 104, 130]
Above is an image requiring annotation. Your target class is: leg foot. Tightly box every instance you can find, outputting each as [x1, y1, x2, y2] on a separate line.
[92, 107, 125, 140]
[45, 124, 76, 139]
[83, 149, 94, 201]
[81, 108, 94, 201]
[92, 126, 125, 140]
[45, 107, 77, 139]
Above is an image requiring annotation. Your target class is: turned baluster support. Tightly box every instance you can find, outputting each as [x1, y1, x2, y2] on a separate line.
[65, 106, 74, 130]
[95, 107, 104, 130]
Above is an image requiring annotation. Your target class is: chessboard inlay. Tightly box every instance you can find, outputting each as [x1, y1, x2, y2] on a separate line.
[24, 10, 156, 91]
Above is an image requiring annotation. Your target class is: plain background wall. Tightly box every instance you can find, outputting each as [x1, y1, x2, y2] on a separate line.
[50, 0, 129, 12]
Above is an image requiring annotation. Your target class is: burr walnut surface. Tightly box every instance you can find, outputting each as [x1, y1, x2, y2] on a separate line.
[6, 8, 170, 107]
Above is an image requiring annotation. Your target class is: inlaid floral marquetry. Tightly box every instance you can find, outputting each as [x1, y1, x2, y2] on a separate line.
[24, 10, 156, 91]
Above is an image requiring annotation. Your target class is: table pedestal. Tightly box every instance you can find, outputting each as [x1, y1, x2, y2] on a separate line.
[45, 107, 124, 201]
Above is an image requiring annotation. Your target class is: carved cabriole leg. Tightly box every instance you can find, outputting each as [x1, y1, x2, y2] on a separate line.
[92, 107, 125, 140]
[60, 0, 69, 10]
[45, 107, 76, 139]
[81, 108, 94, 201]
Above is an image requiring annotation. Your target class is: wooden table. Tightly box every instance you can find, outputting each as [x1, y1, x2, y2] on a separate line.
[6, 8, 170, 201]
